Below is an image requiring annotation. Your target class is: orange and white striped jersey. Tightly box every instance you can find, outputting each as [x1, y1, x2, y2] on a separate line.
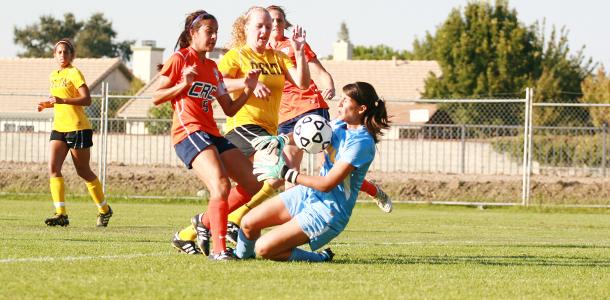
[160, 47, 228, 145]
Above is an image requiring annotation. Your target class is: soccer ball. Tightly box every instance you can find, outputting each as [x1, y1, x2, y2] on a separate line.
[293, 115, 332, 154]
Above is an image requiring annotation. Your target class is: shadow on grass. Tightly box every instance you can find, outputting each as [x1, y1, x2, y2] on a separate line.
[334, 254, 610, 267]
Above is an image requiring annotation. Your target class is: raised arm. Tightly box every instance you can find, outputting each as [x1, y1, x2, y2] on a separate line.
[285, 25, 310, 89]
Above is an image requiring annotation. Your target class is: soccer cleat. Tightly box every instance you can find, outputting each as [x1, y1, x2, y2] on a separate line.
[320, 248, 335, 262]
[226, 221, 240, 245]
[45, 214, 70, 227]
[371, 183, 393, 213]
[171, 233, 201, 255]
[209, 249, 237, 261]
[96, 206, 113, 227]
[191, 213, 211, 256]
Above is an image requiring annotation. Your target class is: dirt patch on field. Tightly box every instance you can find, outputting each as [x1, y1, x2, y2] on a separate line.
[1, 162, 609, 205]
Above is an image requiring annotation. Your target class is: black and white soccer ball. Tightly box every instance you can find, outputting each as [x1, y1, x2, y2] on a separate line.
[293, 115, 332, 154]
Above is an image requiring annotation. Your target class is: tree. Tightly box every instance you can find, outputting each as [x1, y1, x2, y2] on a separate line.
[411, 0, 593, 126]
[146, 103, 173, 134]
[581, 68, 610, 128]
[531, 24, 593, 126]
[13, 13, 82, 57]
[338, 21, 350, 42]
[352, 44, 410, 60]
[14, 12, 133, 61]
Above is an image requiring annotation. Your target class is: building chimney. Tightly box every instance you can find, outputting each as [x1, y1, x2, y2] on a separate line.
[131, 40, 165, 83]
[333, 40, 352, 61]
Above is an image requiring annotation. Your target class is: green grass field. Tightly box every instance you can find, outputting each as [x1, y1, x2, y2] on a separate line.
[1, 198, 609, 299]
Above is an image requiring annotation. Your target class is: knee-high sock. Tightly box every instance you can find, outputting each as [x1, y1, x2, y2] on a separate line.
[207, 199, 228, 254]
[227, 181, 276, 226]
[360, 179, 378, 197]
[235, 229, 256, 259]
[201, 185, 252, 228]
[85, 178, 109, 213]
[179, 185, 253, 242]
[288, 248, 329, 262]
[50, 177, 66, 215]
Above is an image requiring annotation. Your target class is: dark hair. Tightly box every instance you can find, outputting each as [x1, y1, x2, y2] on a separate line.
[266, 5, 292, 29]
[342, 82, 390, 143]
[54, 38, 75, 56]
[175, 10, 217, 50]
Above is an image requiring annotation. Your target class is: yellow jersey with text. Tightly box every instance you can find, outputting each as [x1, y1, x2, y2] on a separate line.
[49, 66, 92, 132]
[217, 46, 294, 134]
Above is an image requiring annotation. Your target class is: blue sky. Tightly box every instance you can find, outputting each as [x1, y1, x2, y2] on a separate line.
[1, 0, 608, 69]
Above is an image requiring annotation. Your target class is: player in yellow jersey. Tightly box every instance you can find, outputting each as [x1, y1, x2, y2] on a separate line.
[171, 7, 309, 248]
[37, 38, 112, 227]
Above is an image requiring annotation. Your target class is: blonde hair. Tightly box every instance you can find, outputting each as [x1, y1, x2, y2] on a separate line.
[227, 6, 268, 49]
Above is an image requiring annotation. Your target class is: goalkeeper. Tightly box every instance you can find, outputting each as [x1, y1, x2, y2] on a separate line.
[235, 82, 389, 261]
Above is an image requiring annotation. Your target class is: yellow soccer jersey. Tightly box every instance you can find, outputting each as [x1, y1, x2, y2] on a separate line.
[218, 46, 294, 134]
[49, 66, 92, 132]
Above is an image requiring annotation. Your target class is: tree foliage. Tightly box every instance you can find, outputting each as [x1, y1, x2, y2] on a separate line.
[146, 103, 173, 134]
[581, 68, 610, 128]
[352, 44, 410, 60]
[337, 21, 350, 42]
[409, 0, 594, 126]
[14, 12, 133, 61]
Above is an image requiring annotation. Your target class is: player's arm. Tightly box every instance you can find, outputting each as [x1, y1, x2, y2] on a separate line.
[152, 64, 197, 106]
[285, 25, 310, 90]
[309, 57, 335, 100]
[222, 74, 271, 99]
[217, 69, 261, 116]
[38, 84, 91, 111]
[152, 75, 188, 105]
[292, 161, 354, 193]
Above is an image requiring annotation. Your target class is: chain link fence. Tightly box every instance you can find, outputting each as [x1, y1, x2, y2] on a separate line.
[1, 85, 609, 206]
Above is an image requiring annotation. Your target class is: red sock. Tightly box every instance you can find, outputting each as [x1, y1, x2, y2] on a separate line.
[206, 199, 228, 254]
[201, 185, 252, 228]
[360, 180, 378, 197]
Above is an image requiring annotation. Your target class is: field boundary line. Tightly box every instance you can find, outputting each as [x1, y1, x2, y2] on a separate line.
[0, 252, 170, 264]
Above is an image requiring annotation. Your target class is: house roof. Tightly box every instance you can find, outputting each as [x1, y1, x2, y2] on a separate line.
[320, 60, 441, 100]
[116, 73, 161, 118]
[116, 59, 442, 122]
[0, 57, 132, 115]
[324, 99, 439, 125]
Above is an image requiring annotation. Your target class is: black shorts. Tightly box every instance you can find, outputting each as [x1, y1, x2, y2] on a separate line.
[224, 124, 273, 157]
[50, 129, 93, 149]
[174, 131, 236, 169]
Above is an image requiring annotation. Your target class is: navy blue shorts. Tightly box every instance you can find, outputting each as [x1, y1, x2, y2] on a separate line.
[174, 131, 236, 169]
[278, 108, 330, 135]
[50, 129, 93, 149]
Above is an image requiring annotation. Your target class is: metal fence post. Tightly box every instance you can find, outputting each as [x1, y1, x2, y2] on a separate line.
[521, 88, 531, 206]
[97, 82, 105, 184]
[526, 88, 534, 205]
[602, 123, 607, 177]
[460, 124, 466, 174]
[100, 82, 109, 193]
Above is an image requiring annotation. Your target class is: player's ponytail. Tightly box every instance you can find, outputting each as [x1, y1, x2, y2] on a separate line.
[342, 82, 390, 143]
[175, 10, 216, 50]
